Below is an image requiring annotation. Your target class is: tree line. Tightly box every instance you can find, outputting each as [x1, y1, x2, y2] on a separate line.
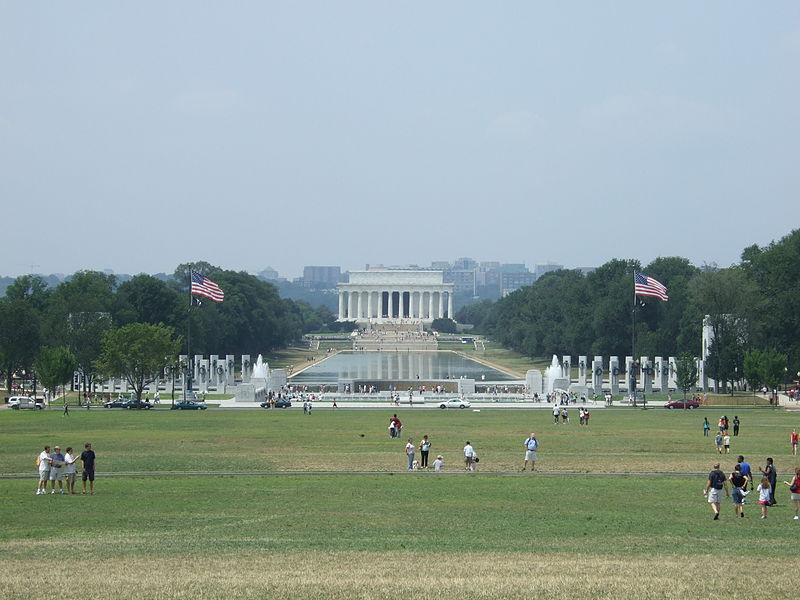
[0, 261, 339, 395]
[455, 230, 800, 392]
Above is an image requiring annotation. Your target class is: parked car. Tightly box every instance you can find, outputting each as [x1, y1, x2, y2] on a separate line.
[171, 400, 208, 410]
[664, 398, 700, 409]
[124, 399, 153, 410]
[438, 398, 471, 409]
[104, 399, 128, 408]
[259, 398, 292, 409]
[8, 396, 45, 410]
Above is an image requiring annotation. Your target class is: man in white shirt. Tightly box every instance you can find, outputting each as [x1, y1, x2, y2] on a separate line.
[36, 445, 52, 495]
[64, 447, 78, 494]
[522, 433, 539, 471]
[463, 441, 475, 471]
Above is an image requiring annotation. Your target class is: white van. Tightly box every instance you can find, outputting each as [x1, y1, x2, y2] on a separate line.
[8, 396, 45, 410]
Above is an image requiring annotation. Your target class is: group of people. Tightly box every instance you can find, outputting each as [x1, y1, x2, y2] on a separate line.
[36, 442, 96, 495]
[705, 455, 800, 520]
[403, 435, 443, 471]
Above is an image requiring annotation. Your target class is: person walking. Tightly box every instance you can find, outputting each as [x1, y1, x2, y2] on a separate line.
[732, 416, 740, 436]
[737, 455, 753, 491]
[723, 432, 731, 454]
[782, 467, 800, 520]
[703, 418, 710, 436]
[522, 433, 538, 471]
[757, 476, 772, 518]
[404, 438, 415, 471]
[714, 432, 723, 454]
[760, 458, 777, 506]
[703, 462, 729, 520]
[463, 441, 475, 471]
[729, 464, 750, 518]
[63, 402, 69, 416]
[419, 435, 432, 469]
[790, 429, 798, 456]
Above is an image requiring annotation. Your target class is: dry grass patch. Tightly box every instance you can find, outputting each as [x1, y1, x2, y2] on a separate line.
[1, 552, 793, 599]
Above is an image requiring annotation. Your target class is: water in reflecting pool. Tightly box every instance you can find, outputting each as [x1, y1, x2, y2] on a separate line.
[290, 351, 518, 384]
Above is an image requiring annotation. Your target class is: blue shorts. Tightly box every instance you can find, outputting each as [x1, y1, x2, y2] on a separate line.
[732, 488, 744, 505]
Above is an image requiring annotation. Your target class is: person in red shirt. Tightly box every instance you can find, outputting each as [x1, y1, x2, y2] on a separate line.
[790, 429, 798, 456]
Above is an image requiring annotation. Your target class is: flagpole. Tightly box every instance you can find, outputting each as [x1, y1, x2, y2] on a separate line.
[631, 269, 637, 406]
[186, 272, 192, 402]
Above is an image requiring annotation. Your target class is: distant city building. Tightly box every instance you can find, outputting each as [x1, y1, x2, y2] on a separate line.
[301, 266, 342, 288]
[500, 271, 537, 296]
[257, 267, 280, 281]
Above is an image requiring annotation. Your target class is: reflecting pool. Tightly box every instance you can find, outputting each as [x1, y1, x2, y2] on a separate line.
[290, 351, 518, 384]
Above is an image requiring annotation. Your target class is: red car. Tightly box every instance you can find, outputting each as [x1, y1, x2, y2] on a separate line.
[664, 399, 700, 409]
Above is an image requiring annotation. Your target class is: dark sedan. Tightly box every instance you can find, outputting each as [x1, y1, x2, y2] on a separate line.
[124, 399, 153, 409]
[104, 400, 128, 408]
[171, 400, 208, 410]
[260, 398, 292, 409]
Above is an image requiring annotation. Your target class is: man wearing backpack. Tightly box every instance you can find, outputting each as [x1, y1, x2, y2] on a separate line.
[704, 462, 730, 520]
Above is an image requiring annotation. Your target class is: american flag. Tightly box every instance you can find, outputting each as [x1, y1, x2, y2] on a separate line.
[634, 271, 668, 301]
[191, 271, 224, 303]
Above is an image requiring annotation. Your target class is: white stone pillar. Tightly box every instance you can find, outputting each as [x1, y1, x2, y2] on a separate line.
[447, 292, 453, 319]
[338, 292, 345, 319]
[367, 291, 373, 320]
[438, 291, 444, 320]
[389, 291, 395, 320]
[428, 291, 434, 320]
[348, 291, 356, 320]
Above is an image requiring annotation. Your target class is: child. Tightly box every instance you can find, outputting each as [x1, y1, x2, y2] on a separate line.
[757, 476, 771, 519]
[433, 455, 443, 472]
[411, 460, 419, 471]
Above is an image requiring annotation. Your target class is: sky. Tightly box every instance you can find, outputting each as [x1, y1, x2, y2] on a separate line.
[2, 2, 798, 280]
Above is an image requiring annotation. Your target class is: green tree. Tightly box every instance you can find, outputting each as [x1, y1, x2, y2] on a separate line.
[431, 318, 457, 334]
[761, 349, 787, 390]
[113, 274, 184, 329]
[95, 323, 181, 401]
[742, 348, 765, 394]
[44, 271, 116, 394]
[675, 352, 698, 399]
[0, 299, 42, 394]
[35, 346, 77, 402]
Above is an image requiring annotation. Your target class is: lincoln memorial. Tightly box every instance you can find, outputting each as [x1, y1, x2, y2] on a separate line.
[337, 270, 454, 325]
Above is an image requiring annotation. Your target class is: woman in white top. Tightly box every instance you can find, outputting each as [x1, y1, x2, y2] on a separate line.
[64, 447, 78, 495]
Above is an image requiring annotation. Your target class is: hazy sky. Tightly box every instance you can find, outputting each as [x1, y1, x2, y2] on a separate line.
[2, 2, 798, 279]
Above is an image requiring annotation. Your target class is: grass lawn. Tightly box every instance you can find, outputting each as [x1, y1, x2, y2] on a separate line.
[2, 407, 798, 599]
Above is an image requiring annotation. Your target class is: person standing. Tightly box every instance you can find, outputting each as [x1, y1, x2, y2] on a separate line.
[49, 446, 66, 494]
[703, 462, 729, 520]
[63, 402, 69, 416]
[522, 433, 538, 472]
[463, 441, 475, 471]
[63, 447, 78, 495]
[80, 443, 96, 495]
[552, 404, 560, 424]
[732, 416, 740, 436]
[729, 464, 750, 518]
[404, 438, 415, 470]
[760, 458, 777, 506]
[419, 435, 432, 469]
[723, 432, 731, 454]
[782, 467, 800, 520]
[36, 445, 52, 495]
[703, 418, 710, 436]
[790, 429, 798, 456]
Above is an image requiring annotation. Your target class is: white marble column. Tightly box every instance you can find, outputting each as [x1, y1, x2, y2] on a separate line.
[367, 291, 373, 320]
[447, 292, 453, 319]
[389, 291, 395, 319]
[438, 291, 444, 319]
[348, 291, 355, 319]
[338, 292, 345, 319]
[428, 292, 434, 320]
